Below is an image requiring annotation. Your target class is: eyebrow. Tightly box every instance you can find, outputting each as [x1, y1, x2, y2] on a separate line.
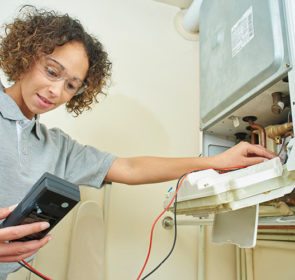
[47, 57, 84, 83]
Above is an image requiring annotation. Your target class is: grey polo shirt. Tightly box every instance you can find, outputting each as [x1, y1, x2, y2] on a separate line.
[0, 86, 116, 277]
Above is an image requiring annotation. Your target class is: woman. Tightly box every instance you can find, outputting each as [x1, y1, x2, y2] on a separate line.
[0, 5, 274, 278]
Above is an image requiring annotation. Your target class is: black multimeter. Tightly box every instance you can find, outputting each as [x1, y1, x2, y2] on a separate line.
[0, 172, 80, 241]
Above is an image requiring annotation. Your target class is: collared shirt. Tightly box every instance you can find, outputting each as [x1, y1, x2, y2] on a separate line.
[0, 84, 116, 276]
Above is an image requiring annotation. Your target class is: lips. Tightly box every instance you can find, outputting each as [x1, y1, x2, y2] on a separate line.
[38, 94, 53, 104]
[36, 93, 55, 109]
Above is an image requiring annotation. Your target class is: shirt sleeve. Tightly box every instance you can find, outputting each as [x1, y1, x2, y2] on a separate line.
[56, 129, 117, 188]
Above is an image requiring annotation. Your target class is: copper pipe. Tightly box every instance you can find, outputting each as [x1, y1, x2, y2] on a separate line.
[243, 116, 266, 147]
[251, 130, 259, 145]
[249, 122, 266, 148]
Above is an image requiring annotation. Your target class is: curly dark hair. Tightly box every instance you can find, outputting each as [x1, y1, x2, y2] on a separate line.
[0, 5, 112, 116]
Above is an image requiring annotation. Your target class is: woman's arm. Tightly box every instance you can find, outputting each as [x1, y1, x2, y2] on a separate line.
[0, 207, 51, 262]
[105, 142, 275, 185]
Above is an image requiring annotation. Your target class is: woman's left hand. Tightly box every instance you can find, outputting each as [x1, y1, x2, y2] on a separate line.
[212, 141, 275, 169]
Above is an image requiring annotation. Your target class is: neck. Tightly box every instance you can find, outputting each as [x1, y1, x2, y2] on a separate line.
[5, 83, 34, 119]
[5, 83, 21, 104]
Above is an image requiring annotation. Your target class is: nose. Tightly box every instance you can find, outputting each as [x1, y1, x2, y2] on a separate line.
[48, 79, 65, 97]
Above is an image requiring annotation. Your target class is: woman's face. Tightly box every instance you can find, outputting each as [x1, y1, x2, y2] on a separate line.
[13, 41, 89, 119]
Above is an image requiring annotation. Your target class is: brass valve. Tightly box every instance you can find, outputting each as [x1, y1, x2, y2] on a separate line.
[265, 123, 293, 144]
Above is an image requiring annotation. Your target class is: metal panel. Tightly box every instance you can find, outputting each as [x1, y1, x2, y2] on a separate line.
[200, 0, 290, 129]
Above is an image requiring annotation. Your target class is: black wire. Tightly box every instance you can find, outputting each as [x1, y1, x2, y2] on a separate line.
[141, 174, 185, 280]
[18, 261, 48, 280]
[277, 137, 286, 158]
[140, 165, 244, 279]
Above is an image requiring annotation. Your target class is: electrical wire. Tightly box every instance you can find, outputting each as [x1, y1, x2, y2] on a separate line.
[278, 137, 286, 158]
[136, 174, 188, 280]
[137, 166, 246, 280]
[141, 174, 184, 279]
[18, 260, 52, 280]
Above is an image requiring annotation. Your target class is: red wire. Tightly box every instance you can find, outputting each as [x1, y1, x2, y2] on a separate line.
[136, 165, 246, 280]
[21, 259, 52, 280]
[136, 175, 187, 280]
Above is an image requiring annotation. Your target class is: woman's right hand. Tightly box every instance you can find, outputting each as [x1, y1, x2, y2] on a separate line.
[0, 206, 51, 262]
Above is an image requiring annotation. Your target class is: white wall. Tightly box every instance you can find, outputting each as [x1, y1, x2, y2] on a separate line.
[1, 1, 200, 279]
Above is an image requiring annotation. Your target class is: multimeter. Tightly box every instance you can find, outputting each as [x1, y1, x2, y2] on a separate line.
[0, 172, 80, 241]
